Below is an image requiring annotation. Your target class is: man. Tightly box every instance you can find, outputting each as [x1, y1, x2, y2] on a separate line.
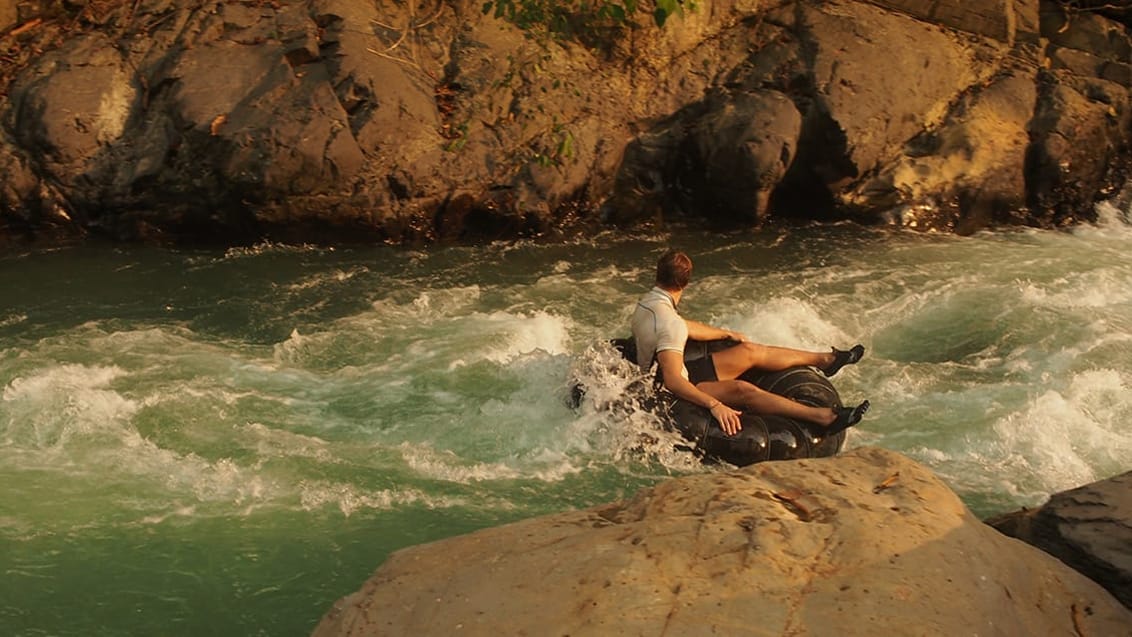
[631, 250, 870, 436]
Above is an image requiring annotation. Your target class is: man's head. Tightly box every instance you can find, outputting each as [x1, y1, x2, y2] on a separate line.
[655, 250, 692, 291]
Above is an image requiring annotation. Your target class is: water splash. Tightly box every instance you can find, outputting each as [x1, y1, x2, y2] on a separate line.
[3, 223, 1132, 636]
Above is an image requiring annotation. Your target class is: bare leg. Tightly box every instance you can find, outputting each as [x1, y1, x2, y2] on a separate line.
[698, 379, 837, 425]
[698, 379, 870, 431]
[711, 342, 834, 381]
[711, 342, 865, 380]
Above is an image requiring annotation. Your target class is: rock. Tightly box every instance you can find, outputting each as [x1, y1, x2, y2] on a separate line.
[0, 0, 1130, 244]
[986, 469, 1132, 611]
[10, 33, 135, 179]
[681, 90, 802, 224]
[1026, 74, 1131, 227]
[0, 132, 80, 244]
[870, 0, 1035, 43]
[857, 69, 1039, 232]
[1044, 6, 1132, 66]
[0, 0, 17, 32]
[608, 88, 802, 226]
[312, 0, 444, 186]
[312, 447, 1132, 636]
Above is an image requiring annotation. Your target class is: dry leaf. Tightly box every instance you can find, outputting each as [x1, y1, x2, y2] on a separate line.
[873, 471, 900, 494]
[210, 114, 227, 136]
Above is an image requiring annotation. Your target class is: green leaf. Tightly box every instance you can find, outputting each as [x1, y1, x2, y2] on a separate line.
[653, 7, 668, 27]
[557, 131, 574, 159]
[482, 1, 493, 15]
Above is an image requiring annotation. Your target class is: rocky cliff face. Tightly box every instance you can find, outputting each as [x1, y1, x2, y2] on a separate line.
[1, 0, 1129, 245]
[310, 447, 1132, 636]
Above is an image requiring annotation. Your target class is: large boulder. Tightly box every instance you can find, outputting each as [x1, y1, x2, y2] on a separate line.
[9, 33, 135, 186]
[987, 469, 1132, 611]
[606, 0, 1131, 232]
[856, 69, 1039, 232]
[312, 447, 1132, 636]
[683, 90, 802, 224]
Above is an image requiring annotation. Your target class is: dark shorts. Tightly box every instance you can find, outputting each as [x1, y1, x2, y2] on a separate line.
[685, 354, 718, 384]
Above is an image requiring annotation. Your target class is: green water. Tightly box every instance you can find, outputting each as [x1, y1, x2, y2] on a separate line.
[2, 211, 1131, 635]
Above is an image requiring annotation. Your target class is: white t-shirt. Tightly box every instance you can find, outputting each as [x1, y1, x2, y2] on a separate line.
[630, 286, 688, 379]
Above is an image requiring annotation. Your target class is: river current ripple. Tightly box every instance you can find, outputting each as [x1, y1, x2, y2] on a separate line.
[2, 203, 1130, 635]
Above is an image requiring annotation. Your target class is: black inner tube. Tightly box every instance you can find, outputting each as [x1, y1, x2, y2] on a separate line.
[612, 337, 847, 466]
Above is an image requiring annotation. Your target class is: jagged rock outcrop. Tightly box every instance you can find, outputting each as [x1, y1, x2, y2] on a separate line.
[987, 469, 1132, 611]
[311, 447, 1132, 636]
[0, 0, 1129, 245]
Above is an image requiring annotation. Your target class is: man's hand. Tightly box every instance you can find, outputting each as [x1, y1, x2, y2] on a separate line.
[709, 402, 743, 436]
[685, 319, 748, 343]
[724, 330, 750, 343]
[655, 350, 745, 436]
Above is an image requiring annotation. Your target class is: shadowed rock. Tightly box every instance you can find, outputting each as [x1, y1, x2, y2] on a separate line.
[987, 469, 1132, 611]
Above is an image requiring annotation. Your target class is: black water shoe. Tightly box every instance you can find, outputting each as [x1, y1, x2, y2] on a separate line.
[826, 400, 870, 436]
[823, 344, 865, 377]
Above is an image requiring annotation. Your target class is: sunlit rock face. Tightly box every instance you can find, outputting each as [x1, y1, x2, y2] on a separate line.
[0, 0, 1129, 245]
[312, 447, 1132, 637]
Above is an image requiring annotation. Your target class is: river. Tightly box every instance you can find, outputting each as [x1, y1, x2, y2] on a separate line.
[2, 201, 1131, 635]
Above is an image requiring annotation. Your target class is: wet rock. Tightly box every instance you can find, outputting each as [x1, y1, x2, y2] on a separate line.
[986, 469, 1132, 611]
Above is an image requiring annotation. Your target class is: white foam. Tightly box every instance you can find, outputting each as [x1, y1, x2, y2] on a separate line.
[298, 481, 474, 517]
[238, 422, 333, 462]
[221, 242, 331, 259]
[719, 296, 849, 350]
[273, 328, 310, 365]
[2, 364, 138, 449]
[396, 286, 483, 318]
[975, 368, 1132, 498]
[567, 342, 707, 473]
[394, 306, 573, 367]
[519, 448, 589, 481]
[286, 267, 366, 292]
[398, 442, 522, 482]
[476, 310, 572, 363]
[96, 438, 279, 506]
[1018, 271, 1132, 309]
[135, 505, 199, 526]
[1090, 196, 1131, 229]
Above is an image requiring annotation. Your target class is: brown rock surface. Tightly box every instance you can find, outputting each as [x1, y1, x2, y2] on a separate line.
[0, 0, 16, 32]
[1, 0, 1129, 244]
[312, 447, 1132, 636]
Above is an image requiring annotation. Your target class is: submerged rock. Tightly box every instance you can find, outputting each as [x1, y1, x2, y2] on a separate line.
[311, 447, 1132, 636]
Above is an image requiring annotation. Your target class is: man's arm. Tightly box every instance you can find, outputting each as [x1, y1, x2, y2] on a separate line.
[684, 318, 747, 343]
[655, 350, 743, 435]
